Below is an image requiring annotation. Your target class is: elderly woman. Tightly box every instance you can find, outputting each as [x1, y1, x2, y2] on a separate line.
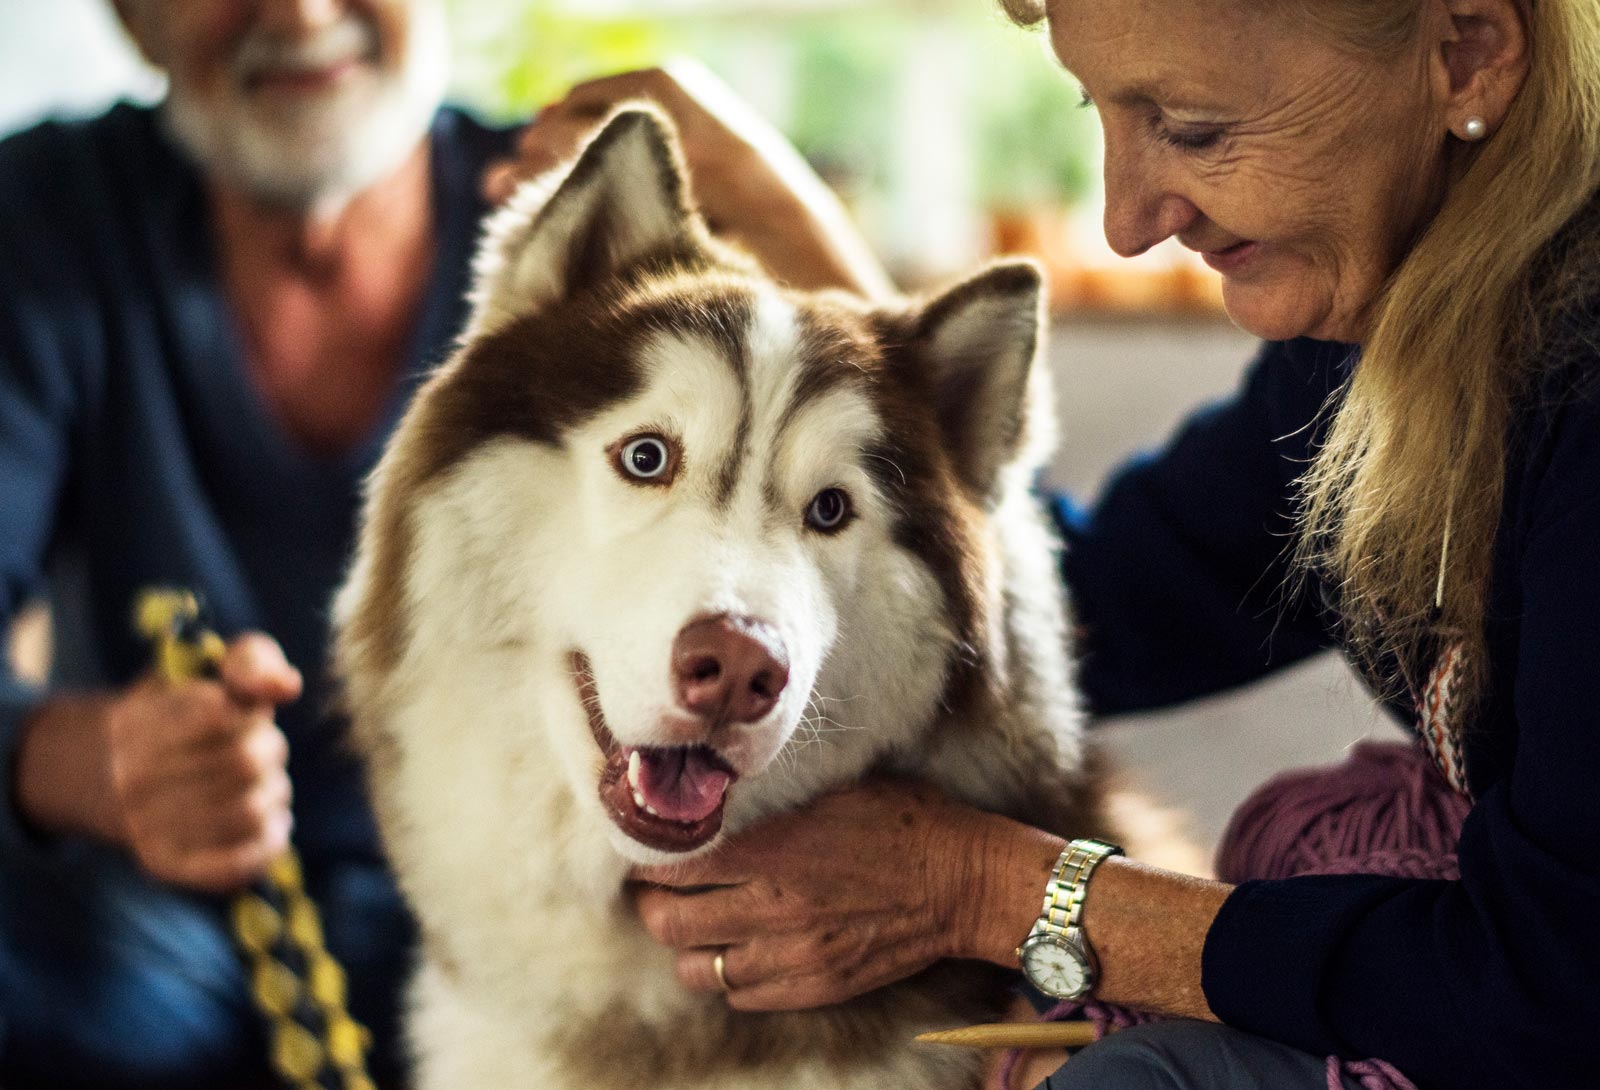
[518, 0, 1600, 1087]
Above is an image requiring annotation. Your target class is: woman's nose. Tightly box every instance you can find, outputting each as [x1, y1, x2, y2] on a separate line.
[1101, 142, 1201, 258]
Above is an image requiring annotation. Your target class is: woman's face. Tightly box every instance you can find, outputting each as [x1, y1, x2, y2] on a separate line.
[1049, 0, 1450, 343]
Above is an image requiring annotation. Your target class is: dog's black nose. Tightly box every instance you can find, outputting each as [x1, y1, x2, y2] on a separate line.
[672, 614, 789, 725]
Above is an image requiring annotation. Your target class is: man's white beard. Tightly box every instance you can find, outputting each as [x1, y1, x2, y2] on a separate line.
[162, 1, 450, 211]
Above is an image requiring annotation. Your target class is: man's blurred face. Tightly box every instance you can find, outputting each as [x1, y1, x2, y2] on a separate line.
[119, 0, 449, 208]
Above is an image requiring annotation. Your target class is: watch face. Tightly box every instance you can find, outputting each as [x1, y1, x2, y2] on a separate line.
[1020, 935, 1089, 999]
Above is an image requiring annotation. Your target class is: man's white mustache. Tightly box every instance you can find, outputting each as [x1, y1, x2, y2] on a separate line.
[233, 17, 377, 80]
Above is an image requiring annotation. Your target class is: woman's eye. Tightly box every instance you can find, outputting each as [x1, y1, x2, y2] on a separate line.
[1155, 122, 1225, 152]
[619, 436, 672, 482]
[805, 488, 853, 533]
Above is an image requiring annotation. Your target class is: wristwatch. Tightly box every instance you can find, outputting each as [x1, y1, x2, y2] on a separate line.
[1017, 838, 1123, 1000]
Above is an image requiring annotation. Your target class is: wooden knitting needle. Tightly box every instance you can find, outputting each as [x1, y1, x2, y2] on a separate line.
[916, 1021, 1105, 1050]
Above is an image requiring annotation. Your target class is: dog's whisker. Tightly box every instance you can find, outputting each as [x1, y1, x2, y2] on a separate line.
[799, 709, 857, 733]
[863, 452, 908, 486]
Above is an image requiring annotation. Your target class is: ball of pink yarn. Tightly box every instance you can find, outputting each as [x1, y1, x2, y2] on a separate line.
[1214, 739, 1472, 884]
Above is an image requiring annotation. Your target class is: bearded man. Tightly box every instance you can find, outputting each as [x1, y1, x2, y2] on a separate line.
[0, 2, 882, 1086]
[0, 1, 499, 1085]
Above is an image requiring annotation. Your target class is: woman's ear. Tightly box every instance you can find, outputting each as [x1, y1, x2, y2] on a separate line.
[1428, 0, 1531, 138]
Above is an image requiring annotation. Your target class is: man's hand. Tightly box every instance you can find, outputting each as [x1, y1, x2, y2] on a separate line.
[16, 633, 301, 894]
[108, 634, 300, 893]
[481, 60, 893, 299]
[630, 780, 1009, 1011]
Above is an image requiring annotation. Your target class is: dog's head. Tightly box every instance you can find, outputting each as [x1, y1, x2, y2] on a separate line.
[339, 109, 1050, 864]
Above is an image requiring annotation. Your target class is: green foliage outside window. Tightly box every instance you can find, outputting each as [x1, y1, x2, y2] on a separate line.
[444, 1, 677, 118]
[973, 26, 1099, 208]
[442, 1, 1099, 213]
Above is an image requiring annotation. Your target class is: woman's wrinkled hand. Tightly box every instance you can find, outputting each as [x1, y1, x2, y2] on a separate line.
[630, 779, 1009, 1011]
[480, 60, 892, 298]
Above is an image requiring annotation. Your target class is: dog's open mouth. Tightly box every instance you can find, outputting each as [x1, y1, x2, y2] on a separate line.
[571, 653, 737, 852]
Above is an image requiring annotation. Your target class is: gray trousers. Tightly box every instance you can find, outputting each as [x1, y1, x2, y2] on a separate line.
[1036, 1021, 1368, 1090]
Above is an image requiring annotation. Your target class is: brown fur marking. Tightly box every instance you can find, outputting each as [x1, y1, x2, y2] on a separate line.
[915, 264, 1041, 501]
[867, 310, 998, 727]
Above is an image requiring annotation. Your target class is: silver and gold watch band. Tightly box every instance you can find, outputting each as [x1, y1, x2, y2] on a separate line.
[1033, 837, 1123, 941]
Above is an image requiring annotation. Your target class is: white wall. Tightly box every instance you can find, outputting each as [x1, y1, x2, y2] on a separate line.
[0, 0, 163, 138]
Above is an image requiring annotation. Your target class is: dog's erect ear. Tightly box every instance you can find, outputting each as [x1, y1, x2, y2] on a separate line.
[467, 107, 700, 336]
[908, 261, 1047, 499]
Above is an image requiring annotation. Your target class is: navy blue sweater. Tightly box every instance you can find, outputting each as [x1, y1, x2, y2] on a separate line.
[1058, 327, 1600, 1089]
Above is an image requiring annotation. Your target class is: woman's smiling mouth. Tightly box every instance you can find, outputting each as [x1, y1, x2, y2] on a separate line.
[1200, 240, 1261, 274]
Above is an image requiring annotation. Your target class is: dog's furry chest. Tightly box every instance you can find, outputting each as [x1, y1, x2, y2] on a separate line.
[375, 679, 1017, 1090]
[364, 644, 1096, 1088]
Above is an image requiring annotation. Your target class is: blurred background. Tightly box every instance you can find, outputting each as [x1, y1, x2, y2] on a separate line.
[0, 0, 1222, 303]
[0, 0, 1396, 869]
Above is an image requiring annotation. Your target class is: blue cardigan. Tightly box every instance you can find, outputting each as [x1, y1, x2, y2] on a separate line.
[1058, 324, 1600, 1089]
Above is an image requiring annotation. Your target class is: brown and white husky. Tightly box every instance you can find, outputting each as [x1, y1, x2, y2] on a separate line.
[333, 107, 1105, 1090]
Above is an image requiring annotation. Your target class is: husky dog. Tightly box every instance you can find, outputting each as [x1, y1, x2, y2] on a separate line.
[333, 108, 1105, 1090]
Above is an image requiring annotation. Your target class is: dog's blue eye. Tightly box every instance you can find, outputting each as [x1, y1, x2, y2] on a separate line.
[805, 488, 852, 533]
[621, 436, 670, 480]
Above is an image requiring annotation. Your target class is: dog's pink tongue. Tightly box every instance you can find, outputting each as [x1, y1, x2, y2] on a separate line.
[637, 747, 731, 823]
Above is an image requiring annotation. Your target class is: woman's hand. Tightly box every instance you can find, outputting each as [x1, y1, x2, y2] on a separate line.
[16, 633, 301, 893]
[481, 60, 893, 299]
[630, 779, 1047, 1010]
[630, 774, 1233, 1020]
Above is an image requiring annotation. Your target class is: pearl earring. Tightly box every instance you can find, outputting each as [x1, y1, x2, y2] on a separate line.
[1462, 117, 1488, 141]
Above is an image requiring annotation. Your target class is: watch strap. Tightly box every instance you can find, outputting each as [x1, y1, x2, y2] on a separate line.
[1027, 837, 1123, 943]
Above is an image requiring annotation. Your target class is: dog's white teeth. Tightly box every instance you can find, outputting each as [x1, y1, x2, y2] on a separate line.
[644, 803, 662, 817]
[631, 786, 649, 811]
[627, 750, 642, 792]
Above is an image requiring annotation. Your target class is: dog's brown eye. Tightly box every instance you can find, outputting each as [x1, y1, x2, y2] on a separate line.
[805, 488, 852, 533]
[611, 434, 678, 486]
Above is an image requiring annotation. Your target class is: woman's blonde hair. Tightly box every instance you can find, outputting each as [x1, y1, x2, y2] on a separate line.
[1296, 0, 1600, 713]
[1006, 0, 1600, 717]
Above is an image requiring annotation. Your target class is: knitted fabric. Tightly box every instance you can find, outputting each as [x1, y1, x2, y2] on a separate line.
[1215, 739, 1471, 885]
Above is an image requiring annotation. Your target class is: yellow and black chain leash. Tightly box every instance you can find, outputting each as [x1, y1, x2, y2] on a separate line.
[135, 589, 377, 1090]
